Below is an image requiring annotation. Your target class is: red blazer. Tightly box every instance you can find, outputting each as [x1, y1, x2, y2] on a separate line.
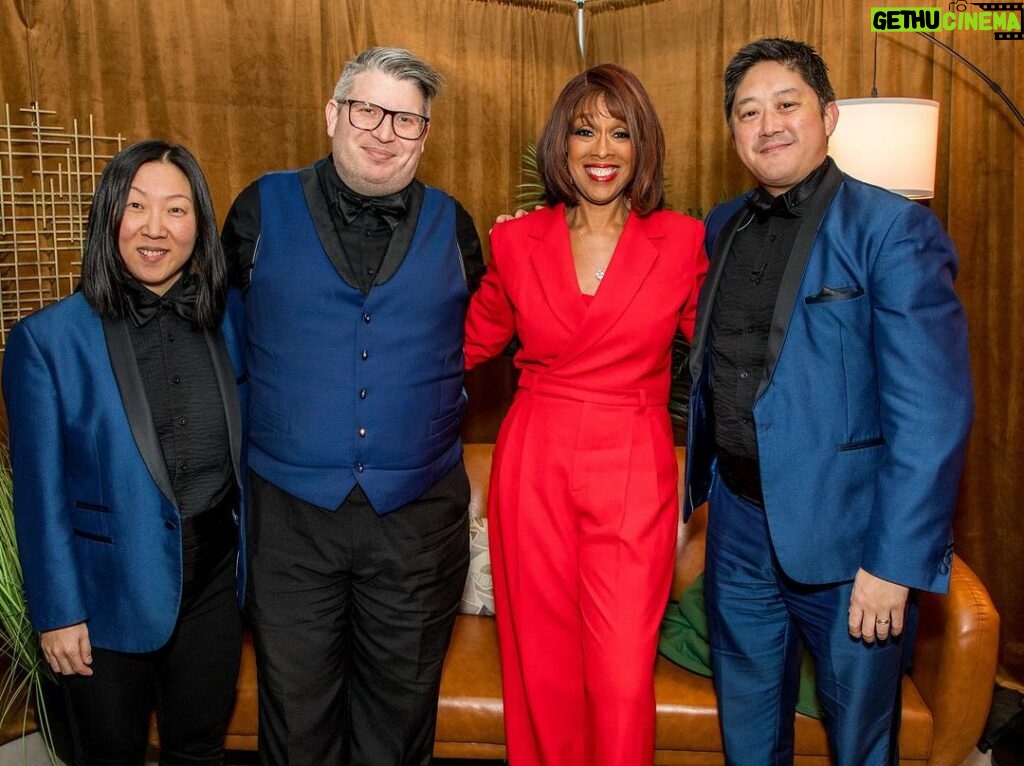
[465, 203, 706, 404]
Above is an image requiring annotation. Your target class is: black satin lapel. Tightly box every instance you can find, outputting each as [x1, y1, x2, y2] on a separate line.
[300, 165, 358, 286]
[758, 162, 844, 394]
[206, 330, 242, 481]
[689, 205, 752, 382]
[101, 317, 176, 505]
[375, 180, 424, 285]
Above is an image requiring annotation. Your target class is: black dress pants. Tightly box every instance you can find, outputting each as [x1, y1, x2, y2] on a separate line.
[55, 547, 242, 766]
[245, 465, 470, 766]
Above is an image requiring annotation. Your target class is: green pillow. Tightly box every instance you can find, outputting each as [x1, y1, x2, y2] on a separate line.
[658, 573, 824, 719]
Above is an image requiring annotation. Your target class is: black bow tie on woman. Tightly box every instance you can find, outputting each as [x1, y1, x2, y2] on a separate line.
[123, 272, 198, 327]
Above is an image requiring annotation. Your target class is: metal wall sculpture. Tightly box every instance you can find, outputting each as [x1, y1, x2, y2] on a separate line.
[0, 103, 124, 350]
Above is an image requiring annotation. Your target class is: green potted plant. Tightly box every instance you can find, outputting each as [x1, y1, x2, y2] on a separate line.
[514, 141, 546, 213]
[0, 443, 57, 762]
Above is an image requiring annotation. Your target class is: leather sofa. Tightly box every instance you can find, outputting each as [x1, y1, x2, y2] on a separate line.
[217, 443, 1000, 765]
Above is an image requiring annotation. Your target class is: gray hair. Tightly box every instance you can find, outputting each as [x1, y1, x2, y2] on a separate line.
[332, 47, 443, 116]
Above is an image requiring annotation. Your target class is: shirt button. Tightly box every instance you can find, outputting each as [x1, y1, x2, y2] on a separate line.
[361, 350, 369, 361]
[740, 417, 751, 425]
[172, 375, 181, 385]
[358, 427, 367, 438]
[167, 333, 175, 342]
[745, 325, 755, 334]
[179, 463, 189, 473]
[739, 371, 750, 380]
[359, 388, 368, 399]
[356, 463, 365, 473]
[177, 416, 187, 426]
[363, 313, 371, 324]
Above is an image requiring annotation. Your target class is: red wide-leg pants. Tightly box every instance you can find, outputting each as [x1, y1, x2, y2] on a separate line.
[488, 386, 679, 766]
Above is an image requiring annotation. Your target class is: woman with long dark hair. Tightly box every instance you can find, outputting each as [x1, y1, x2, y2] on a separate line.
[3, 139, 246, 765]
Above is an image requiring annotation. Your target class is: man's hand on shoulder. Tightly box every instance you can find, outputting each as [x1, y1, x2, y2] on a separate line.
[490, 206, 542, 234]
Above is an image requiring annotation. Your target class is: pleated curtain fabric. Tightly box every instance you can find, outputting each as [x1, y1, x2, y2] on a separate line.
[0, 0, 1021, 688]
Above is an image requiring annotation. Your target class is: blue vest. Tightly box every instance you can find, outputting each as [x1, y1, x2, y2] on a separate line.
[246, 169, 468, 513]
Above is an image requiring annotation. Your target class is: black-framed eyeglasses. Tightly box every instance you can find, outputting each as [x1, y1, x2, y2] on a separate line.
[338, 99, 429, 140]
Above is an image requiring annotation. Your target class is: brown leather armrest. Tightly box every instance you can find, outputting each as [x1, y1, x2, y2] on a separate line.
[909, 554, 999, 766]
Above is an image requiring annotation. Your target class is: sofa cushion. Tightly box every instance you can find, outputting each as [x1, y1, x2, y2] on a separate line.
[435, 622, 934, 762]
[436, 614, 505, 748]
[652, 657, 932, 758]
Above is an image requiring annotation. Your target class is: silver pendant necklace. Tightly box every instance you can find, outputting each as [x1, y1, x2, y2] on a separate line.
[575, 210, 627, 282]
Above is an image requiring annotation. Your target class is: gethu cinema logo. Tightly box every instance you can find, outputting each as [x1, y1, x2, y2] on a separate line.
[872, 4, 1022, 32]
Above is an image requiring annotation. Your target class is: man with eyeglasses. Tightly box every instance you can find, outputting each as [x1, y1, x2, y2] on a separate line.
[222, 46, 483, 766]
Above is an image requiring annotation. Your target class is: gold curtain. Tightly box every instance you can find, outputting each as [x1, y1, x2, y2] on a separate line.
[1, 0, 1022, 687]
[0, 0, 581, 232]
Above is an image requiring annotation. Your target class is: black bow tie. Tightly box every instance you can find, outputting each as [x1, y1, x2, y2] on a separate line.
[123, 274, 198, 327]
[745, 191, 799, 219]
[335, 187, 407, 230]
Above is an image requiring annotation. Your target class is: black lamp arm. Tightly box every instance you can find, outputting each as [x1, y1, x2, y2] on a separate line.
[915, 31, 1024, 129]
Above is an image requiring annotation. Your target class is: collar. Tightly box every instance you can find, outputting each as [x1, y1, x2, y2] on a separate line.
[746, 157, 833, 218]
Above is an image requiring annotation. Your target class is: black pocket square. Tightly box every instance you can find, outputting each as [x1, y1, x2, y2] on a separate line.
[805, 285, 864, 304]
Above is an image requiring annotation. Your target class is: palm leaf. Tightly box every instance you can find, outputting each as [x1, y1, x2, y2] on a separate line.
[514, 142, 546, 212]
[0, 444, 57, 761]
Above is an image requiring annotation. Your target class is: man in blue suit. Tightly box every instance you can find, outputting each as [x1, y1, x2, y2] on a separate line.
[685, 38, 973, 765]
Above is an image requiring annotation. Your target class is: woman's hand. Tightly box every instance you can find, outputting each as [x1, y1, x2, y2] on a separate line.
[40, 623, 94, 676]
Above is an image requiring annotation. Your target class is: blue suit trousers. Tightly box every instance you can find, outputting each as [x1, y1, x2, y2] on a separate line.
[705, 471, 917, 766]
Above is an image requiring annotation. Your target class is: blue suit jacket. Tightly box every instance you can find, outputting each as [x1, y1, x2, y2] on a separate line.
[2, 290, 248, 653]
[685, 164, 973, 593]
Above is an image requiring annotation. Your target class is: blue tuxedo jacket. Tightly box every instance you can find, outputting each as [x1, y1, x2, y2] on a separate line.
[685, 164, 973, 593]
[2, 290, 247, 653]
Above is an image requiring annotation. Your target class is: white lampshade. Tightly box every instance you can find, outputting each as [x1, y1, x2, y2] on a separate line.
[828, 97, 940, 199]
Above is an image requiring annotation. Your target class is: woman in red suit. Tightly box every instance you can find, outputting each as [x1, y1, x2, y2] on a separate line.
[465, 64, 707, 766]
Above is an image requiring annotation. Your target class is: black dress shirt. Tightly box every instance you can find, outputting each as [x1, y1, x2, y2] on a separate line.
[222, 155, 484, 295]
[124, 274, 234, 519]
[709, 158, 833, 464]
